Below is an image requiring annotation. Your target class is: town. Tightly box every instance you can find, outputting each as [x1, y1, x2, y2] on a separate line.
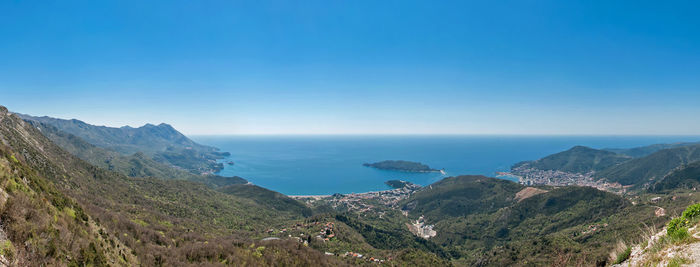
[509, 164, 626, 193]
[293, 181, 422, 213]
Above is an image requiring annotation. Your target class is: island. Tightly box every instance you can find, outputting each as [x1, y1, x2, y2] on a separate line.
[363, 160, 442, 173]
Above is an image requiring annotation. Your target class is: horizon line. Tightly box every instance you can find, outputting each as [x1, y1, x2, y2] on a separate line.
[188, 133, 700, 137]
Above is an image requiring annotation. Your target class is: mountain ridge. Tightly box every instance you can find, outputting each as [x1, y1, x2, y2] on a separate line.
[19, 113, 229, 174]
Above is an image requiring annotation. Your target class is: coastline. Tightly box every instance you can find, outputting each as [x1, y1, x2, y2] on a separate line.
[288, 195, 331, 200]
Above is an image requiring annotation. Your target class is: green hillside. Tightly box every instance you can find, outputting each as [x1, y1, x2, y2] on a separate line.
[19, 114, 228, 174]
[651, 161, 700, 192]
[595, 144, 700, 185]
[605, 142, 700, 158]
[2, 106, 340, 266]
[397, 175, 667, 266]
[402, 175, 524, 220]
[515, 146, 630, 174]
[27, 120, 246, 187]
[0, 139, 132, 266]
[218, 184, 313, 217]
[9, 103, 700, 266]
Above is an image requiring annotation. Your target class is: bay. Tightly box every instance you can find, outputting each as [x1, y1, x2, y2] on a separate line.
[192, 135, 700, 195]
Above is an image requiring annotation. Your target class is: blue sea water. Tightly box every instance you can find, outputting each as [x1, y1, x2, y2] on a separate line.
[192, 135, 700, 195]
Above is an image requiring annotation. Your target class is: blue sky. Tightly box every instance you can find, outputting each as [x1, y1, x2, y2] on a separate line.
[1, 0, 699, 135]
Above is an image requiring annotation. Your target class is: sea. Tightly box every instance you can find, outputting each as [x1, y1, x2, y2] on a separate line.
[192, 135, 700, 196]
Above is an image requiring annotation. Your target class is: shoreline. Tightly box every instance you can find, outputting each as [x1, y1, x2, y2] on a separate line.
[288, 195, 331, 199]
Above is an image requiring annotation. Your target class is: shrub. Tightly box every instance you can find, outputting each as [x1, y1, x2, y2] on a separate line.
[0, 240, 15, 261]
[667, 217, 689, 240]
[612, 246, 631, 264]
[682, 203, 700, 220]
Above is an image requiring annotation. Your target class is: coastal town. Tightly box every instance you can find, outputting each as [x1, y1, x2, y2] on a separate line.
[292, 181, 422, 213]
[507, 163, 627, 193]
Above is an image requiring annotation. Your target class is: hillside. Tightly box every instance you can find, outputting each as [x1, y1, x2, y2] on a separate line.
[19, 114, 228, 174]
[595, 144, 700, 186]
[397, 175, 668, 266]
[1, 106, 341, 266]
[402, 175, 524, 220]
[605, 142, 700, 158]
[513, 143, 700, 188]
[650, 161, 700, 193]
[10, 103, 700, 266]
[514, 145, 630, 174]
[218, 184, 313, 217]
[0, 127, 133, 265]
[27, 120, 246, 187]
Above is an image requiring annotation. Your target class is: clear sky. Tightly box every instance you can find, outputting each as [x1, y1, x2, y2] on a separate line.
[1, 1, 699, 135]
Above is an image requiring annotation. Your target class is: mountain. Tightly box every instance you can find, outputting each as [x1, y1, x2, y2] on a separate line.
[26, 120, 246, 187]
[1, 106, 339, 266]
[605, 142, 700, 158]
[402, 175, 524, 220]
[514, 146, 630, 174]
[11, 103, 700, 266]
[398, 175, 663, 266]
[514, 143, 700, 187]
[19, 114, 228, 174]
[650, 161, 700, 192]
[595, 144, 700, 186]
[0, 108, 132, 266]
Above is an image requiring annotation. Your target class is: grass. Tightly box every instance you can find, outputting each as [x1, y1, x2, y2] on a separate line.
[668, 255, 691, 267]
[613, 245, 632, 264]
[0, 240, 15, 261]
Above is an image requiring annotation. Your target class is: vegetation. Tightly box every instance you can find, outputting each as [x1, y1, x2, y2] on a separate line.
[515, 142, 700, 188]
[363, 160, 439, 172]
[218, 184, 313, 217]
[402, 176, 524, 220]
[612, 245, 631, 264]
[2, 107, 343, 266]
[651, 161, 700, 192]
[514, 145, 630, 174]
[667, 203, 700, 241]
[595, 144, 700, 186]
[605, 142, 700, 158]
[27, 120, 246, 188]
[395, 175, 670, 265]
[20, 114, 229, 174]
[0, 141, 128, 266]
[385, 180, 412, 189]
[8, 105, 700, 266]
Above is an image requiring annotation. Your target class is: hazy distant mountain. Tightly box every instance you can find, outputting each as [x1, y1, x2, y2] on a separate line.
[27, 120, 246, 187]
[515, 143, 700, 187]
[19, 114, 228, 174]
[514, 145, 631, 174]
[605, 142, 700, 158]
[595, 144, 700, 185]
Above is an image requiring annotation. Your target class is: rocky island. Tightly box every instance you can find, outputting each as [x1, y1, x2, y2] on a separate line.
[363, 160, 442, 173]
